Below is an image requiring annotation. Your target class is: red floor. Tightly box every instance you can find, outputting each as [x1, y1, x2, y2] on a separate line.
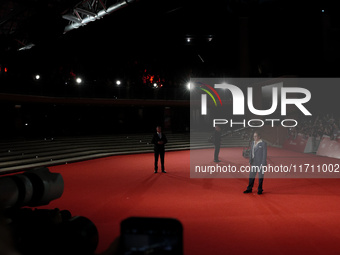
[40, 147, 340, 255]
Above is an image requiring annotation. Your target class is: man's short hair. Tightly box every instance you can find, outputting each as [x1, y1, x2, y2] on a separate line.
[254, 131, 261, 138]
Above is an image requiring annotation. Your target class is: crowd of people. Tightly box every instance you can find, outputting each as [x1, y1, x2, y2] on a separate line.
[233, 113, 340, 144]
[287, 114, 340, 140]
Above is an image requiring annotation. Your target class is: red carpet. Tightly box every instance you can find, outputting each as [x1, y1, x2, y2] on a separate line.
[39, 147, 340, 255]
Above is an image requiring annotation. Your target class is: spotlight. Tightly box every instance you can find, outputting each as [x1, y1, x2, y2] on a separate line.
[187, 82, 191, 90]
[76, 77, 82, 84]
[187, 38, 191, 42]
[153, 83, 158, 88]
[116, 80, 121, 86]
[35, 74, 40, 80]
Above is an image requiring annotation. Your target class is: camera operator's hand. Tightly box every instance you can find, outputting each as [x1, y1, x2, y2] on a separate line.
[96, 237, 120, 255]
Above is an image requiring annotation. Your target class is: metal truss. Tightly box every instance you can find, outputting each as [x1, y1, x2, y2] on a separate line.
[62, 0, 136, 33]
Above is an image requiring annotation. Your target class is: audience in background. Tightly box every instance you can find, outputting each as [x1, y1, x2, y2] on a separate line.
[287, 113, 340, 140]
[234, 112, 340, 143]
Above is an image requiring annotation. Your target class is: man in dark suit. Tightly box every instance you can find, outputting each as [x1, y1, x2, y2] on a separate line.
[212, 125, 222, 162]
[244, 131, 267, 195]
[151, 126, 168, 173]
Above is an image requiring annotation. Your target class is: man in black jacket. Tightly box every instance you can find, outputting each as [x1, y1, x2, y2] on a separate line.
[213, 125, 222, 162]
[151, 126, 168, 173]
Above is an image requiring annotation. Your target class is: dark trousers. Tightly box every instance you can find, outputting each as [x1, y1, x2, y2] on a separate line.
[214, 144, 220, 161]
[154, 149, 165, 172]
[247, 165, 264, 191]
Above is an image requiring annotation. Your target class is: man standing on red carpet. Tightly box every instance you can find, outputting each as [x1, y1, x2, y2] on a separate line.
[151, 126, 168, 173]
[212, 125, 222, 162]
[244, 131, 267, 195]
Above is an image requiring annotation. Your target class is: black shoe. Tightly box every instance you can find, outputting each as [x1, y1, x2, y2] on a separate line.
[162, 170, 167, 173]
[243, 189, 252, 194]
[257, 190, 263, 195]
[214, 160, 221, 162]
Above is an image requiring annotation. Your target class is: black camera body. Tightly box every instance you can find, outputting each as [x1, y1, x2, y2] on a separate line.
[0, 167, 98, 255]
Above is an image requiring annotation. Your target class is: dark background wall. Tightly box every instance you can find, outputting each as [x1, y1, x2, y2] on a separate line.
[0, 100, 190, 139]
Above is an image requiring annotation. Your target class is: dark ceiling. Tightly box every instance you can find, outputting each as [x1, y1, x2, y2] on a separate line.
[1, 0, 340, 97]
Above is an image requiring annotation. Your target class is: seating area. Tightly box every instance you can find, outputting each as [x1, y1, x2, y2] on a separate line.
[0, 132, 250, 173]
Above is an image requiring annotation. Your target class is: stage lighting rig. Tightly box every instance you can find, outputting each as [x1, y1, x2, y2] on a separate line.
[62, 0, 138, 33]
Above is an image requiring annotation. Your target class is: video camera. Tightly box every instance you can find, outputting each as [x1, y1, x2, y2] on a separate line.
[0, 167, 98, 255]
